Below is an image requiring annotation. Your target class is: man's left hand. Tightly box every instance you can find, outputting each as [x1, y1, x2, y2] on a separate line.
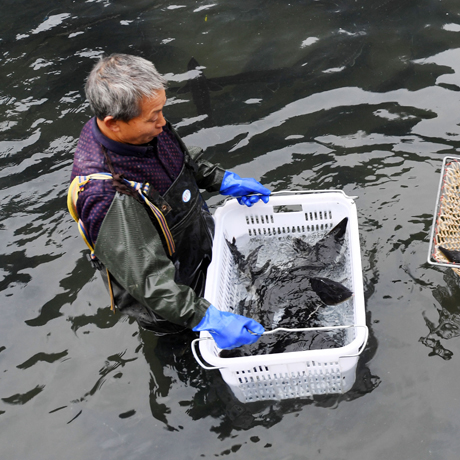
[220, 171, 271, 207]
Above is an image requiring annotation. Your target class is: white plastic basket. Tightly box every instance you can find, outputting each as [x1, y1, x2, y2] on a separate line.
[193, 190, 367, 403]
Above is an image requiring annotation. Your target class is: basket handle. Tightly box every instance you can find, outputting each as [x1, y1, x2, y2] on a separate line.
[270, 189, 358, 199]
[220, 189, 358, 206]
[191, 325, 369, 370]
[339, 325, 369, 358]
[257, 324, 366, 336]
[191, 337, 224, 370]
[260, 324, 369, 358]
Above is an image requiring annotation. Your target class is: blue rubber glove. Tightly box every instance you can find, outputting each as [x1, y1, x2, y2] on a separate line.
[220, 171, 271, 207]
[193, 305, 265, 349]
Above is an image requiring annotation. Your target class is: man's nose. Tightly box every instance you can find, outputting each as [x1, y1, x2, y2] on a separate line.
[157, 111, 166, 127]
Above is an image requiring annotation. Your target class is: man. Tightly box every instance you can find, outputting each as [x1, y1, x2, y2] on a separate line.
[68, 54, 270, 349]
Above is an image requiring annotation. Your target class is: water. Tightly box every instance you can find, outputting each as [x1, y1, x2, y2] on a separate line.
[2, 0, 460, 458]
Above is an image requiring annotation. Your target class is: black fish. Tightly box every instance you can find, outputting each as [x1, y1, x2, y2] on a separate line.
[178, 36, 365, 91]
[180, 57, 219, 125]
[220, 329, 342, 358]
[171, 35, 365, 124]
[224, 218, 353, 355]
[226, 238, 271, 283]
[292, 217, 348, 269]
[439, 246, 460, 264]
[309, 276, 353, 305]
[241, 265, 352, 328]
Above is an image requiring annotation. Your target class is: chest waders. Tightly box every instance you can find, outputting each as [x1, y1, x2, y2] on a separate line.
[154, 154, 215, 294]
[68, 153, 214, 336]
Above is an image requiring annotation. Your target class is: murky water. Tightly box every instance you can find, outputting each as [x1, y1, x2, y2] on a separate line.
[3, 0, 460, 458]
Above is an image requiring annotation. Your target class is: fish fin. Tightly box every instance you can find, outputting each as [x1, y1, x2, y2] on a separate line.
[309, 277, 353, 305]
[187, 57, 200, 71]
[250, 259, 271, 284]
[328, 217, 348, 241]
[307, 217, 348, 264]
[251, 259, 271, 276]
[185, 57, 221, 92]
[225, 237, 247, 271]
[246, 245, 262, 267]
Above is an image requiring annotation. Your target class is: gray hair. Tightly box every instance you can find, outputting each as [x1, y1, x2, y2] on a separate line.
[85, 54, 168, 121]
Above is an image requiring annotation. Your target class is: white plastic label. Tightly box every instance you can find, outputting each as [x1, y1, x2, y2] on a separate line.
[182, 189, 191, 203]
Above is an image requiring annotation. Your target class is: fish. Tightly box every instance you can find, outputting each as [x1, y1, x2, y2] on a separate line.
[221, 219, 353, 356]
[225, 240, 272, 283]
[227, 217, 348, 277]
[291, 217, 348, 269]
[241, 266, 353, 326]
[170, 35, 365, 123]
[233, 257, 353, 327]
[181, 57, 219, 125]
[438, 246, 460, 264]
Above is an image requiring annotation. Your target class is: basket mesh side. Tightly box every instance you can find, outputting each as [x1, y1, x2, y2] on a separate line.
[216, 241, 237, 313]
[230, 361, 343, 402]
[431, 159, 460, 276]
[244, 208, 335, 236]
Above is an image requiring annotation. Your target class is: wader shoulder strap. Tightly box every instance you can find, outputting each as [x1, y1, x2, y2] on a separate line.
[123, 179, 176, 256]
[67, 173, 112, 257]
[67, 173, 116, 311]
[67, 173, 176, 257]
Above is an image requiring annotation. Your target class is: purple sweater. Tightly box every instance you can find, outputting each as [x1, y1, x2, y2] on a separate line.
[71, 118, 185, 244]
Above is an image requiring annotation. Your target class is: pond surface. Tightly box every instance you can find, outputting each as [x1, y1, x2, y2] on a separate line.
[2, 1, 460, 459]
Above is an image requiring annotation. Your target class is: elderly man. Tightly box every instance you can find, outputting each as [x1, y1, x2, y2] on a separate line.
[68, 54, 269, 349]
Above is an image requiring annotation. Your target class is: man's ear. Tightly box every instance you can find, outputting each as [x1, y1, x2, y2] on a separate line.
[102, 116, 120, 133]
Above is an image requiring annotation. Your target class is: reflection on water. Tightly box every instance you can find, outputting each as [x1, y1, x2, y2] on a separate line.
[420, 269, 460, 360]
[139, 327, 379, 437]
[2, 0, 460, 458]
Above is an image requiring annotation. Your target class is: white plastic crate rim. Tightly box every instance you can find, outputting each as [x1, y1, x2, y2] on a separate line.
[428, 156, 460, 275]
[193, 190, 367, 403]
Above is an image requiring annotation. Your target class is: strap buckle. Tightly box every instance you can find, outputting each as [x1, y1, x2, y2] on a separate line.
[141, 182, 172, 215]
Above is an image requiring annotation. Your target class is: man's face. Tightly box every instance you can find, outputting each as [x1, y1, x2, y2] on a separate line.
[114, 89, 167, 145]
